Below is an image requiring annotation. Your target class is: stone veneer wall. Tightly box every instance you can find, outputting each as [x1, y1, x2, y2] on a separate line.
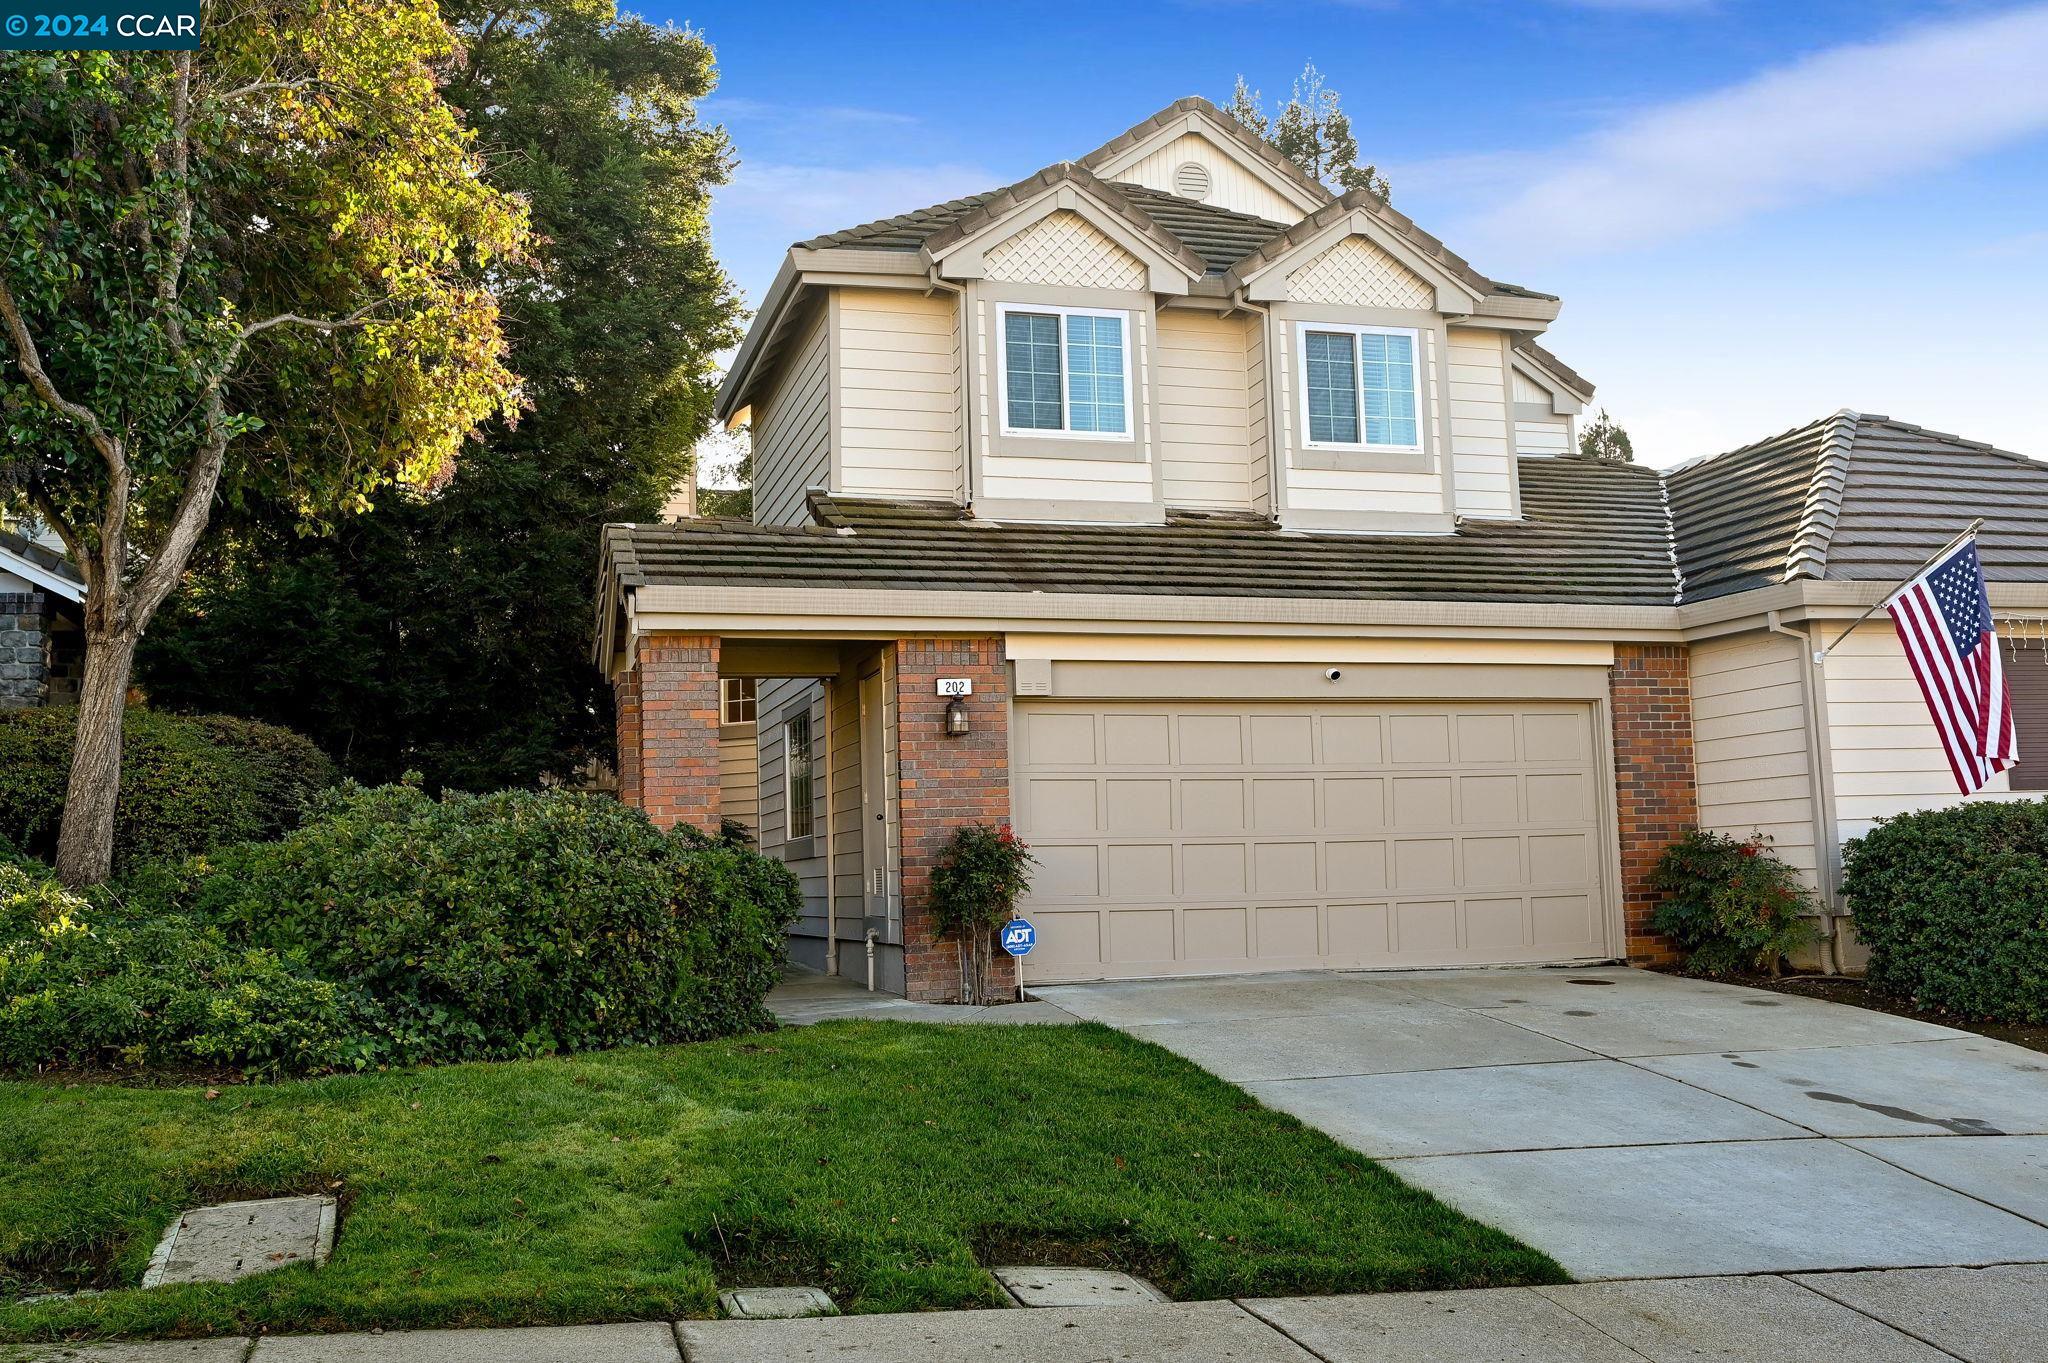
[0, 592, 51, 709]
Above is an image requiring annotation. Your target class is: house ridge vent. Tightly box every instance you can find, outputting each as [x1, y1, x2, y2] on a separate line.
[1173, 161, 1211, 201]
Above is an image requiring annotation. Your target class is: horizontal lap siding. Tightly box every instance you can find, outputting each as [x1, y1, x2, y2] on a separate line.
[719, 728, 759, 835]
[758, 679, 829, 946]
[1825, 625, 2022, 844]
[1689, 631, 1819, 882]
[752, 311, 830, 527]
[836, 289, 964, 502]
[1447, 328, 1514, 519]
[1112, 131, 1304, 221]
[1157, 310, 1255, 510]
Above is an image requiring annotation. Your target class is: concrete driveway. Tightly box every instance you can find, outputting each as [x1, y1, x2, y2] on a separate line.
[1036, 966, 2048, 1279]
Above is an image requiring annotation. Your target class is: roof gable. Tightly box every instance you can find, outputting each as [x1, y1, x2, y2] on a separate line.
[921, 164, 1208, 291]
[1077, 97, 1333, 218]
[0, 528, 84, 603]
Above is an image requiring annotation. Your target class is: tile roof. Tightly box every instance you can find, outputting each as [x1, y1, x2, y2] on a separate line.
[606, 455, 1677, 607]
[0, 528, 84, 597]
[1223, 187, 1553, 302]
[610, 415, 2048, 614]
[1667, 412, 2048, 601]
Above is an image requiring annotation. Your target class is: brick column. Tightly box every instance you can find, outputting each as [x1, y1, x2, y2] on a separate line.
[614, 633, 721, 835]
[1610, 642, 1698, 965]
[894, 637, 1011, 1003]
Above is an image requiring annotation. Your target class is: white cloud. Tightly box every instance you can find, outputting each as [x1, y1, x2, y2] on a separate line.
[700, 97, 919, 130]
[1466, 4, 2048, 258]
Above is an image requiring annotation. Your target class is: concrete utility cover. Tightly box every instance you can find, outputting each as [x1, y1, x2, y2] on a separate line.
[718, 1286, 837, 1319]
[994, 1265, 1168, 1307]
[142, 1195, 336, 1288]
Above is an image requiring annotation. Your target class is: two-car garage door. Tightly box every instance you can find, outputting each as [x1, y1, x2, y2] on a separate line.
[1013, 700, 1613, 983]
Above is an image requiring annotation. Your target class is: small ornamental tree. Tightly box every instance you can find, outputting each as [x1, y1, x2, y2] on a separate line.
[1579, 408, 1635, 462]
[0, 9, 529, 884]
[927, 822, 1036, 1005]
[1650, 830, 1818, 976]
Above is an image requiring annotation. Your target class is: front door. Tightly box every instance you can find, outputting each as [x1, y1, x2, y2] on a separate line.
[859, 672, 890, 934]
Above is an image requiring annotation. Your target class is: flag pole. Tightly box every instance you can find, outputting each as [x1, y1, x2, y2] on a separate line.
[1812, 518, 1986, 663]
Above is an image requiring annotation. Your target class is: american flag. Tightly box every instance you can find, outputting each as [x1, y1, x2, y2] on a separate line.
[1886, 539, 2017, 795]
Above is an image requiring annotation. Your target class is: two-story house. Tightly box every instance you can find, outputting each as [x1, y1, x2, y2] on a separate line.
[596, 98, 2048, 998]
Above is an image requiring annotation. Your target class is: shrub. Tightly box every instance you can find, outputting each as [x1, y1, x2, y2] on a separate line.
[0, 706, 336, 871]
[928, 823, 1036, 1004]
[1649, 830, 1817, 976]
[0, 862, 370, 1075]
[1842, 800, 2048, 1022]
[125, 784, 801, 1064]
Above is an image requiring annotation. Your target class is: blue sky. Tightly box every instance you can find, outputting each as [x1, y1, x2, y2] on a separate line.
[653, 0, 2048, 467]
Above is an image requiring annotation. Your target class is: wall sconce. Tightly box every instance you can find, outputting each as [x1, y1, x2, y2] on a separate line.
[944, 696, 970, 737]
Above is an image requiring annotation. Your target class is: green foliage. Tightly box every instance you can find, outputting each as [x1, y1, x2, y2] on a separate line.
[1650, 830, 1818, 976]
[928, 823, 1037, 939]
[1226, 65, 1389, 197]
[0, 707, 335, 872]
[0, 862, 368, 1076]
[1842, 800, 2048, 1022]
[1579, 408, 1635, 462]
[138, 2, 741, 791]
[122, 785, 800, 1064]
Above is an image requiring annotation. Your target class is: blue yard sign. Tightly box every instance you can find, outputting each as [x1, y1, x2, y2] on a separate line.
[1000, 918, 1036, 957]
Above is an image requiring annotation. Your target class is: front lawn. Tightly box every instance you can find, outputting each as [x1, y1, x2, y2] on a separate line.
[0, 1021, 1561, 1340]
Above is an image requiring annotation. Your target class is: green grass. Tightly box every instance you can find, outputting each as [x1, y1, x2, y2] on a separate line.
[0, 1021, 1563, 1341]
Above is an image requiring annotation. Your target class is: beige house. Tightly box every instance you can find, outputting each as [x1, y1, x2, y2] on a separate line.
[599, 99, 2048, 997]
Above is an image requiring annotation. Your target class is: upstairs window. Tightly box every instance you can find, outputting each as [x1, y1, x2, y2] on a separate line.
[999, 305, 1131, 439]
[1298, 324, 1422, 451]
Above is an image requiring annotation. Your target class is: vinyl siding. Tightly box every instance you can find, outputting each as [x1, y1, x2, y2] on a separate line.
[1824, 623, 2022, 844]
[1246, 317, 1271, 512]
[1156, 309, 1254, 510]
[719, 726, 758, 835]
[756, 678, 830, 964]
[834, 288, 965, 503]
[1511, 370, 1574, 456]
[1689, 631, 1820, 885]
[1108, 130, 1302, 222]
[1447, 328, 1516, 518]
[751, 309, 830, 527]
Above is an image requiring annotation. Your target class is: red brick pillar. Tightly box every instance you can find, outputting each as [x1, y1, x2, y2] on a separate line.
[894, 637, 1011, 1002]
[615, 633, 722, 835]
[1610, 642, 1697, 965]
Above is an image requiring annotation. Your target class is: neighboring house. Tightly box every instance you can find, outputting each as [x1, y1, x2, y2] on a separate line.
[0, 524, 85, 710]
[595, 98, 2048, 997]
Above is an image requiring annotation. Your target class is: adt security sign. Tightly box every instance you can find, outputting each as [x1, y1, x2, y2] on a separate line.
[1000, 918, 1036, 957]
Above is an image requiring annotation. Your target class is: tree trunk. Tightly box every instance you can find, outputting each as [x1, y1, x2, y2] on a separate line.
[53, 629, 139, 887]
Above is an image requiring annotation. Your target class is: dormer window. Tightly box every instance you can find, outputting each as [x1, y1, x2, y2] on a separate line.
[998, 304, 1131, 440]
[1299, 324, 1422, 451]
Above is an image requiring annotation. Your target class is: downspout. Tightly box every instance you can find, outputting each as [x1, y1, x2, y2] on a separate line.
[821, 679, 836, 975]
[1768, 610, 1844, 974]
[924, 264, 971, 509]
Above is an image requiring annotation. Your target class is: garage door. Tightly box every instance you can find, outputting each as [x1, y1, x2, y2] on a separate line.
[1013, 700, 1611, 982]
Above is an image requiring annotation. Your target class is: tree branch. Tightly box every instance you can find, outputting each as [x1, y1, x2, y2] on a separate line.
[239, 303, 384, 342]
[156, 51, 195, 348]
[128, 386, 229, 626]
[25, 484, 91, 595]
[0, 274, 128, 479]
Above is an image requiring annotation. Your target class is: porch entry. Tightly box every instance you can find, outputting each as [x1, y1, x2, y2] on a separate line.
[1012, 699, 1612, 982]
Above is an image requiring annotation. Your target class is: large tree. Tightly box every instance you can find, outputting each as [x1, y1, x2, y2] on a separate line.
[137, 2, 740, 791]
[0, 5, 528, 885]
[1227, 65, 1390, 199]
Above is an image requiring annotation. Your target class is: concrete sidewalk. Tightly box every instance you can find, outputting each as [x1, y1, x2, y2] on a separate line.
[13, 1266, 2046, 1361]
[768, 966, 1079, 1027]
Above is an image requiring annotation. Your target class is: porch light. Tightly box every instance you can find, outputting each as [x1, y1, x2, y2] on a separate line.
[944, 696, 970, 737]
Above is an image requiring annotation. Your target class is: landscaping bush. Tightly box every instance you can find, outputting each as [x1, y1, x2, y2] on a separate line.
[0, 861, 370, 1075]
[124, 784, 801, 1064]
[928, 822, 1037, 1005]
[0, 706, 336, 871]
[1842, 800, 2048, 1022]
[1649, 829, 1817, 976]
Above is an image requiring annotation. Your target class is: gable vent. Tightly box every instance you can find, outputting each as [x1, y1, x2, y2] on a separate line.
[1174, 161, 1211, 201]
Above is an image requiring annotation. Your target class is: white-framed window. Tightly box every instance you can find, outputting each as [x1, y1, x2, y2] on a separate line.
[721, 677, 757, 725]
[783, 712, 813, 840]
[996, 304, 1133, 440]
[1296, 323, 1423, 451]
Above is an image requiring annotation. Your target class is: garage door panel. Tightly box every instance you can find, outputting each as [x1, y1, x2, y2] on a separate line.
[1017, 701, 1611, 983]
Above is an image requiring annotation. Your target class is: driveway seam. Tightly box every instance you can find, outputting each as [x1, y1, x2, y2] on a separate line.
[1524, 1282, 1681, 1362]
[1781, 1273, 1973, 1360]
[670, 1320, 693, 1362]
[1836, 1136, 2048, 1233]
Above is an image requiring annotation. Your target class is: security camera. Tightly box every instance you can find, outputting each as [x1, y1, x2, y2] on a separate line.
[1324, 667, 1344, 682]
